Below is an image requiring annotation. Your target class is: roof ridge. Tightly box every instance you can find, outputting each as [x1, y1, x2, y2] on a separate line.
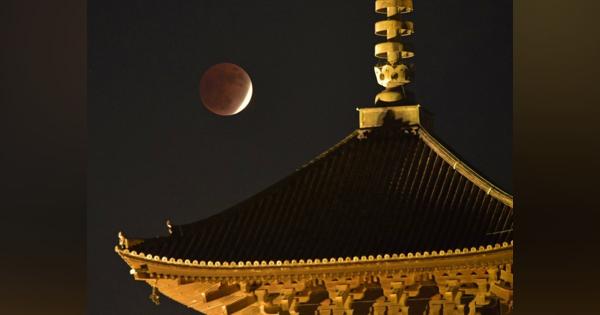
[297, 130, 359, 169]
[417, 127, 513, 208]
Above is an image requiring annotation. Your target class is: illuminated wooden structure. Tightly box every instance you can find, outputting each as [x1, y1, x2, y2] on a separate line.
[116, 1, 513, 314]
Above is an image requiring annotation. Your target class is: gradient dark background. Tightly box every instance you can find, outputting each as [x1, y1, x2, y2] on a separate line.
[3, 0, 600, 314]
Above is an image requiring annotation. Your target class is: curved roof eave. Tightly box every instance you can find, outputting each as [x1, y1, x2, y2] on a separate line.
[116, 241, 513, 278]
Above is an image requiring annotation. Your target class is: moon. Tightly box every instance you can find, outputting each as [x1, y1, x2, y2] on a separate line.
[199, 63, 253, 116]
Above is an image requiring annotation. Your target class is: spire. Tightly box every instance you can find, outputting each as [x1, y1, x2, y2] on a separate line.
[357, 1, 423, 129]
[373, 0, 414, 104]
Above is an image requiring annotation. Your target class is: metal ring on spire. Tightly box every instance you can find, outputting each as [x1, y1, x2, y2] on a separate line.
[375, 0, 414, 16]
[374, 42, 414, 61]
[375, 20, 414, 39]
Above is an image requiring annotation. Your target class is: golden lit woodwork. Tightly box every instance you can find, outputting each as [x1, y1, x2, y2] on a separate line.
[116, 1, 513, 314]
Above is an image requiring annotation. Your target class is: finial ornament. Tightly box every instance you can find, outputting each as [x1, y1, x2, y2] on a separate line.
[374, 0, 414, 104]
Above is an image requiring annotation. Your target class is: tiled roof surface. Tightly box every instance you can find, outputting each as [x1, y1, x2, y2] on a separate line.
[130, 123, 513, 262]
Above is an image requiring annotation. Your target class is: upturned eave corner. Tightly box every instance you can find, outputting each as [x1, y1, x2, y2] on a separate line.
[117, 230, 145, 251]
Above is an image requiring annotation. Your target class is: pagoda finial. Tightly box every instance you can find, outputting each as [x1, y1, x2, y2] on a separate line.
[373, 0, 414, 104]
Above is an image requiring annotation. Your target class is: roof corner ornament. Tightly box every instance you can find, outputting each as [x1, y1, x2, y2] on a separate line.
[374, 0, 414, 104]
[118, 231, 127, 249]
[166, 219, 173, 235]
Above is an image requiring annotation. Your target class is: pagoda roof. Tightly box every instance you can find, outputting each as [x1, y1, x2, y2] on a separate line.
[123, 111, 513, 265]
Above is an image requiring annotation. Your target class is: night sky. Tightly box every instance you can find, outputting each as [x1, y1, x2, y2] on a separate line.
[88, 1, 512, 314]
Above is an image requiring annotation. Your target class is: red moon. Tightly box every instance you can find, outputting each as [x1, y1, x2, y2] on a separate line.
[199, 63, 253, 116]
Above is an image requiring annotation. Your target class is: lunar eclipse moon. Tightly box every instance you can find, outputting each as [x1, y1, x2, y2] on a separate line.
[199, 63, 253, 116]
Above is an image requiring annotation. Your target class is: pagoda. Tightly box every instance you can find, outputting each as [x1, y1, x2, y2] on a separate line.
[116, 1, 514, 314]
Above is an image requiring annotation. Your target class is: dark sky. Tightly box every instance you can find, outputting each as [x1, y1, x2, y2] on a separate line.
[88, 1, 512, 314]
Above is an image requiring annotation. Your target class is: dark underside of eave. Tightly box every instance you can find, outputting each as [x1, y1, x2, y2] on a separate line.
[130, 125, 513, 262]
